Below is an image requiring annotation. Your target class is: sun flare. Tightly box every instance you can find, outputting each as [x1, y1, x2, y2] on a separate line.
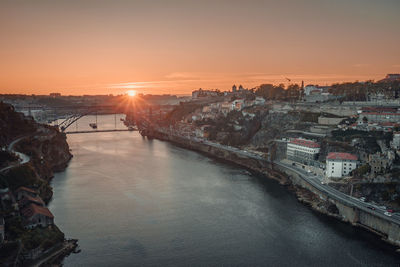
[126, 90, 137, 97]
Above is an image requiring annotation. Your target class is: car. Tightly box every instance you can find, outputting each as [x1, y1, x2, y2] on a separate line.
[387, 209, 394, 213]
[292, 163, 296, 166]
[367, 206, 376, 210]
[384, 211, 392, 217]
[359, 197, 366, 202]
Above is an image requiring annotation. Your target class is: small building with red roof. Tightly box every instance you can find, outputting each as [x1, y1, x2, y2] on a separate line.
[15, 186, 38, 201]
[326, 152, 358, 178]
[287, 138, 320, 165]
[21, 204, 54, 229]
[18, 195, 45, 209]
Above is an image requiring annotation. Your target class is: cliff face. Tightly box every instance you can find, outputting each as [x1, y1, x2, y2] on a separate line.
[0, 102, 72, 201]
[249, 112, 301, 148]
[16, 126, 72, 180]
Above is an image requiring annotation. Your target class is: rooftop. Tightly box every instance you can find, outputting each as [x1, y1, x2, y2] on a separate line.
[18, 195, 45, 206]
[15, 186, 37, 194]
[362, 112, 400, 116]
[21, 204, 54, 219]
[289, 138, 320, 148]
[327, 152, 357, 161]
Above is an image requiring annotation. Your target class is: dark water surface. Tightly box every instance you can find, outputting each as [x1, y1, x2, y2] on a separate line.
[50, 129, 400, 266]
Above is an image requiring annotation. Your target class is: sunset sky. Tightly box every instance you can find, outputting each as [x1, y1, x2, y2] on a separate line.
[1, 0, 399, 95]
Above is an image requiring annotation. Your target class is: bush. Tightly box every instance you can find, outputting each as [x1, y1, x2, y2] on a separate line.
[2, 164, 38, 190]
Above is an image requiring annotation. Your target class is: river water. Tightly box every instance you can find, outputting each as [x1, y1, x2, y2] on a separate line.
[49, 115, 400, 266]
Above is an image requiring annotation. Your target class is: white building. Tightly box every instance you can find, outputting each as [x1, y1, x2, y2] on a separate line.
[232, 99, 245, 111]
[392, 132, 400, 149]
[287, 138, 320, 165]
[326, 152, 358, 178]
[255, 97, 265, 106]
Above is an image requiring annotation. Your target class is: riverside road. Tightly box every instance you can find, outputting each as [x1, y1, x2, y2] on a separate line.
[184, 135, 400, 226]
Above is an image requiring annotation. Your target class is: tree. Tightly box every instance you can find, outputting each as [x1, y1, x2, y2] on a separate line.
[352, 164, 370, 178]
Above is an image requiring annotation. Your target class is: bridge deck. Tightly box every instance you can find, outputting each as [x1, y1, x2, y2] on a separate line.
[65, 129, 136, 134]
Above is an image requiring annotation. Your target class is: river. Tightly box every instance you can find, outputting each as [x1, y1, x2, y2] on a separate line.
[49, 115, 400, 266]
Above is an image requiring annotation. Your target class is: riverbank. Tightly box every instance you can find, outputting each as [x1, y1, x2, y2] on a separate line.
[141, 128, 400, 250]
[0, 102, 76, 266]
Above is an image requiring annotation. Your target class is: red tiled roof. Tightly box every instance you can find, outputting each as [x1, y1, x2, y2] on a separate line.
[18, 195, 45, 206]
[290, 138, 320, 148]
[21, 204, 54, 219]
[380, 122, 396, 127]
[362, 107, 397, 112]
[362, 112, 400, 116]
[15, 186, 37, 194]
[327, 152, 357, 161]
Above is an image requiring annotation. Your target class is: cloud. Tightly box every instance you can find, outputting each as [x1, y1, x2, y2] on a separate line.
[392, 64, 400, 68]
[164, 72, 201, 79]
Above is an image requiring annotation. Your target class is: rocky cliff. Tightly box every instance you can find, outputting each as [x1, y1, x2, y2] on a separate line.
[0, 102, 72, 202]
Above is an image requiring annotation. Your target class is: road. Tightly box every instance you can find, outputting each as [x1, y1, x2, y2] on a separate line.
[154, 128, 400, 225]
[186, 134, 400, 225]
[0, 136, 31, 173]
[275, 160, 400, 224]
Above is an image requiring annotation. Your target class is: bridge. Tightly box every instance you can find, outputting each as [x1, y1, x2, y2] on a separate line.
[65, 128, 136, 134]
[16, 104, 137, 133]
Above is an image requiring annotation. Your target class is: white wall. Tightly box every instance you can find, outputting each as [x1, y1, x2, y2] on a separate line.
[326, 160, 357, 178]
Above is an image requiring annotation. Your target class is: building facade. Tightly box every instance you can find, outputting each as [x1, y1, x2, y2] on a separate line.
[287, 138, 320, 165]
[392, 132, 400, 149]
[21, 204, 54, 229]
[326, 152, 358, 178]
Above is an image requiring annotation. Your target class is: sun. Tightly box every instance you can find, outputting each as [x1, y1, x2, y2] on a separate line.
[126, 90, 137, 97]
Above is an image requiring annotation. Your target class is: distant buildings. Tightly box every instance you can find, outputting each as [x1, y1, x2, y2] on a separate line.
[286, 138, 320, 165]
[378, 74, 400, 82]
[326, 152, 358, 178]
[368, 152, 393, 176]
[254, 97, 265, 106]
[304, 85, 330, 96]
[391, 132, 400, 150]
[232, 84, 237, 92]
[232, 99, 245, 111]
[192, 88, 220, 98]
[303, 84, 340, 103]
[49, 93, 61, 97]
[358, 107, 400, 123]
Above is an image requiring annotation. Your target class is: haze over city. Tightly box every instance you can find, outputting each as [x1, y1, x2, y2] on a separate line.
[1, 0, 399, 95]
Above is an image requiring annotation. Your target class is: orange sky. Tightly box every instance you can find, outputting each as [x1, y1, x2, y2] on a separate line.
[1, 0, 399, 95]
